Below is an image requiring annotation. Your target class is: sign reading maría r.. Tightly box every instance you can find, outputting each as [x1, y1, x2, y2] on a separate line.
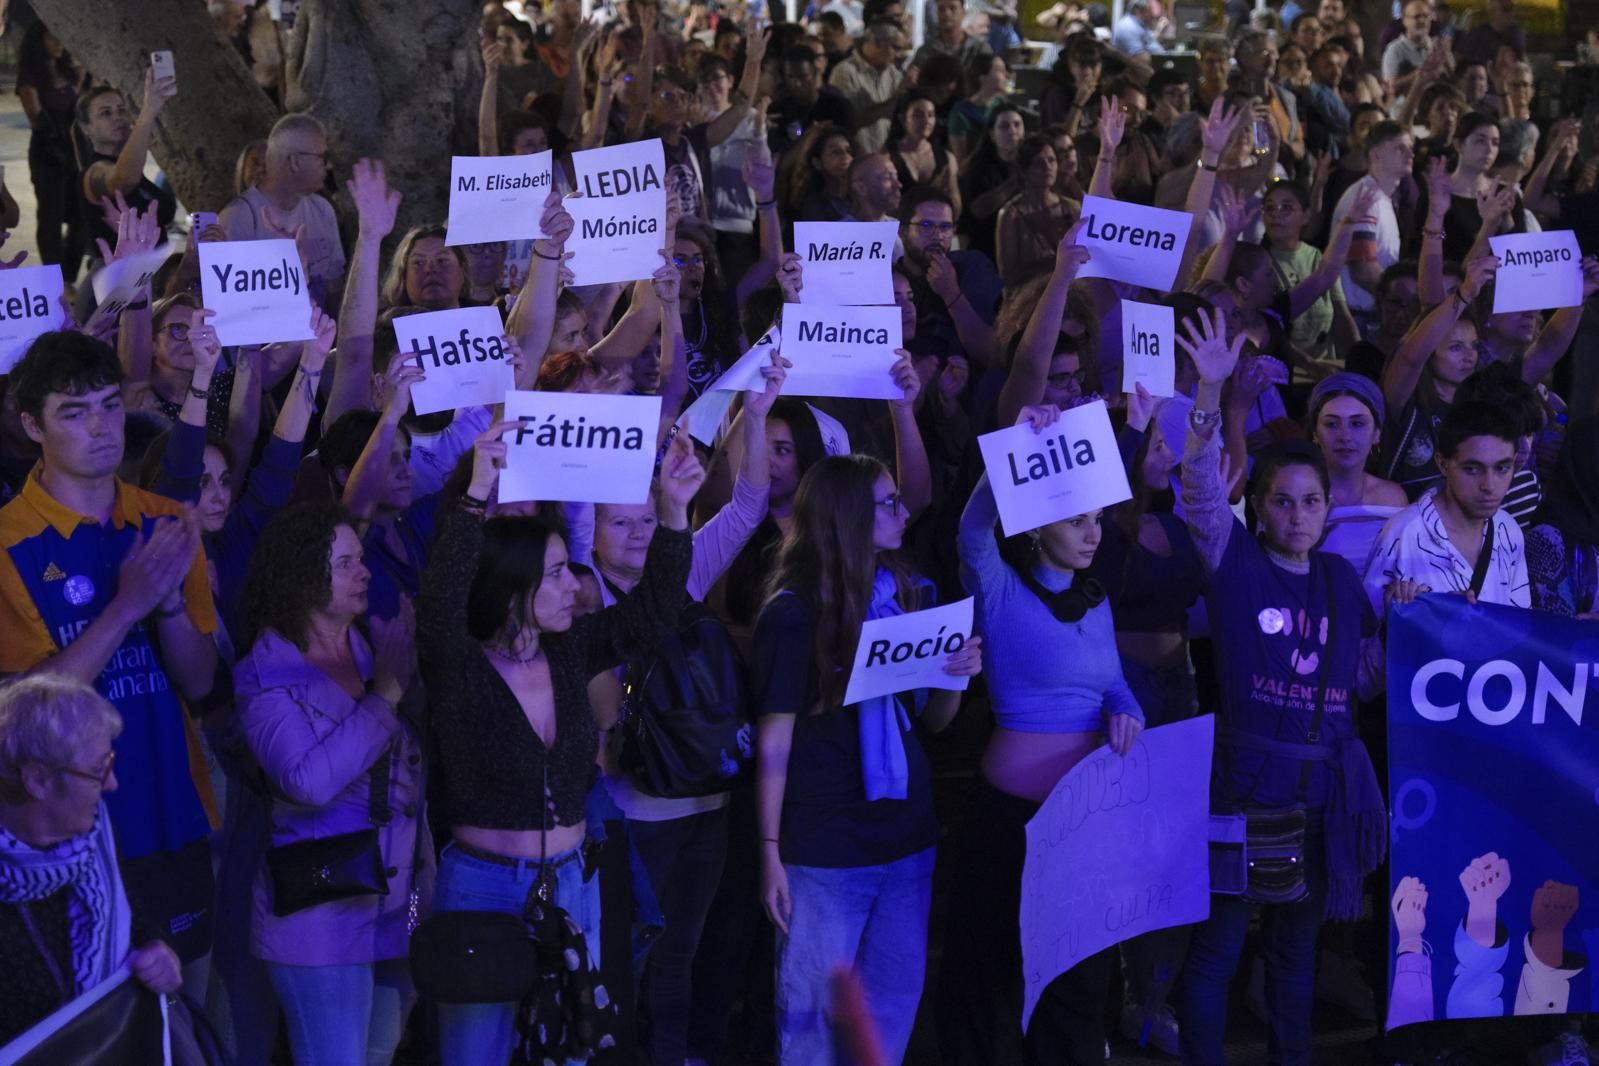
[446, 151, 553, 247]
[393, 306, 514, 416]
[1489, 230, 1584, 314]
[1075, 195, 1191, 293]
[198, 238, 315, 346]
[795, 220, 896, 306]
[1120, 298, 1175, 396]
[843, 597, 975, 707]
[781, 304, 903, 399]
[0, 264, 62, 373]
[499, 390, 663, 504]
[976, 399, 1132, 537]
[566, 139, 667, 286]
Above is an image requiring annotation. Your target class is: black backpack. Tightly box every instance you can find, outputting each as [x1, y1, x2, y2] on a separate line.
[617, 602, 752, 797]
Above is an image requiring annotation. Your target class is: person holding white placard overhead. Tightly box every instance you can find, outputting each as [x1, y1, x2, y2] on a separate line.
[754, 453, 982, 1066]
[936, 402, 1142, 1066]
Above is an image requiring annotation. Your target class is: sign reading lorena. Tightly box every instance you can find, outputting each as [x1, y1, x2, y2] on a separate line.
[1120, 298, 1176, 397]
[0, 264, 62, 373]
[843, 597, 975, 707]
[199, 238, 315, 346]
[1489, 230, 1584, 314]
[566, 139, 668, 286]
[446, 151, 554, 247]
[393, 305, 515, 416]
[499, 390, 663, 504]
[780, 304, 903, 400]
[976, 399, 1132, 537]
[1075, 195, 1192, 293]
[795, 220, 897, 305]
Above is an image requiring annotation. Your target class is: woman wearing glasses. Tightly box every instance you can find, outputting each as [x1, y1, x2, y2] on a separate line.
[0, 676, 182, 1045]
[754, 454, 982, 1066]
[121, 294, 236, 439]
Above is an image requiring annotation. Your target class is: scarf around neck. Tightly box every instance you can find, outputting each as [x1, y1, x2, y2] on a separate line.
[855, 567, 913, 802]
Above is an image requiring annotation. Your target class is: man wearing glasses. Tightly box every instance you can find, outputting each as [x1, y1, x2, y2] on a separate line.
[219, 112, 347, 309]
[897, 186, 1000, 367]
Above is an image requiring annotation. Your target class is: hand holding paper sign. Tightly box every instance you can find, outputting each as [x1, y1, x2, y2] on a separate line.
[1106, 710, 1142, 756]
[889, 349, 921, 410]
[777, 252, 803, 302]
[1052, 218, 1090, 279]
[536, 185, 577, 254]
[0, 230, 25, 269]
[379, 354, 426, 423]
[746, 349, 791, 418]
[658, 431, 707, 528]
[467, 418, 524, 501]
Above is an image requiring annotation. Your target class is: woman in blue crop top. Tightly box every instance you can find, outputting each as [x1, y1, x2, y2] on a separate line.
[753, 455, 982, 1066]
[936, 403, 1144, 1066]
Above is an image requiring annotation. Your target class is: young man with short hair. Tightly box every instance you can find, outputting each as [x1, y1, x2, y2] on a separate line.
[1365, 400, 1531, 613]
[0, 330, 224, 970]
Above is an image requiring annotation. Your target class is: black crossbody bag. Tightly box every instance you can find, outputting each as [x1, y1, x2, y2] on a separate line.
[265, 750, 392, 917]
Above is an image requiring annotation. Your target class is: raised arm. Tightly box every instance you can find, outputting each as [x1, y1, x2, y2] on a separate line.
[705, 25, 768, 148]
[653, 252, 689, 443]
[1382, 254, 1496, 411]
[478, 40, 504, 156]
[326, 159, 401, 429]
[736, 137, 784, 303]
[342, 359, 423, 524]
[623, 20, 658, 141]
[1285, 184, 1371, 318]
[1419, 158, 1452, 307]
[1177, 97, 1245, 289]
[1175, 306, 1246, 573]
[560, 20, 602, 141]
[889, 349, 933, 518]
[505, 187, 576, 372]
[997, 223, 1088, 428]
[1087, 98, 1123, 200]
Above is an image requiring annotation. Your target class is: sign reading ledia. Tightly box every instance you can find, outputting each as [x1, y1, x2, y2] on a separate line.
[566, 139, 668, 286]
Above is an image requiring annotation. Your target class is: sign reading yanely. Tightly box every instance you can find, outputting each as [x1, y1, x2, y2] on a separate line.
[198, 238, 315, 346]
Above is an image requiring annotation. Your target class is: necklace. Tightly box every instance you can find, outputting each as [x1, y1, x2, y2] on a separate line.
[487, 639, 543, 665]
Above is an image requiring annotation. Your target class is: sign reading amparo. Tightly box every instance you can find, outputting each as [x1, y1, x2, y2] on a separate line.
[0, 264, 62, 373]
[499, 390, 663, 504]
[976, 399, 1132, 537]
[198, 238, 316, 346]
[566, 139, 667, 286]
[1075, 195, 1192, 293]
[446, 151, 554, 247]
[393, 305, 515, 415]
[1488, 230, 1583, 314]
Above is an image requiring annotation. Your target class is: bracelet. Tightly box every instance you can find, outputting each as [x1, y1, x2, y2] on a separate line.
[1454, 288, 1474, 310]
[944, 291, 968, 310]
[188, 384, 210, 400]
[461, 491, 490, 510]
[156, 601, 186, 620]
[124, 298, 150, 311]
[534, 247, 562, 261]
[756, 198, 777, 208]
[1199, 160, 1220, 172]
[1190, 407, 1222, 428]
[761, 837, 780, 844]
[1423, 228, 1446, 240]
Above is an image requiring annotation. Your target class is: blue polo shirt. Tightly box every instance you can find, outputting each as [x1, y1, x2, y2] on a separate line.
[0, 471, 218, 859]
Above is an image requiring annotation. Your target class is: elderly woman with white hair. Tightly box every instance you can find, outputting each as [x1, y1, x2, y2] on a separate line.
[0, 676, 181, 1045]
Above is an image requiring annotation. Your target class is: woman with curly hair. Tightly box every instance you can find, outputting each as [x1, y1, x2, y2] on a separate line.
[234, 501, 425, 1065]
[785, 125, 855, 223]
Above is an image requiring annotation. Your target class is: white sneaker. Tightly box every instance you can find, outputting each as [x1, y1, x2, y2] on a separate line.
[1119, 1002, 1181, 1056]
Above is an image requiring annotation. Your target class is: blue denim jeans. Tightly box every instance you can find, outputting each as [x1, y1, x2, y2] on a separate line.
[632, 807, 728, 1066]
[1178, 820, 1326, 1066]
[266, 958, 414, 1066]
[776, 846, 936, 1066]
[433, 841, 601, 1066]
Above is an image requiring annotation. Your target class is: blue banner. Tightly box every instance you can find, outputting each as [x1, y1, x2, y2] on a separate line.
[1386, 595, 1599, 1030]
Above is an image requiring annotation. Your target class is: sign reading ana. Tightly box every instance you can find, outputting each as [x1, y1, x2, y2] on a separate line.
[781, 304, 903, 400]
[199, 238, 315, 346]
[1075, 195, 1192, 293]
[0, 264, 62, 373]
[976, 399, 1132, 537]
[394, 306, 515, 415]
[500, 390, 662, 504]
[1120, 299, 1175, 396]
[1020, 717, 1213, 1028]
[1489, 230, 1584, 314]
[446, 151, 554, 247]
[566, 139, 667, 286]
[843, 597, 975, 707]
[795, 220, 896, 305]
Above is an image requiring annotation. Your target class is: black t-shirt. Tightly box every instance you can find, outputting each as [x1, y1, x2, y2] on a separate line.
[1381, 391, 1450, 500]
[753, 590, 939, 868]
[769, 87, 858, 157]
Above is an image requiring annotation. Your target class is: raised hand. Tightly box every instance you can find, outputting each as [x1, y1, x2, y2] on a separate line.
[743, 148, 777, 202]
[1217, 183, 1258, 236]
[1175, 306, 1245, 386]
[1392, 875, 1429, 948]
[1016, 403, 1062, 433]
[537, 186, 576, 252]
[96, 199, 160, 264]
[1054, 218, 1090, 278]
[1475, 183, 1517, 233]
[1227, 355, 1274, 412]
[777, 252, 803, 302]
[1424, 157, 1451, 219]
[746, 350, 790, 419]
[1199, 96, 1245, 162]
[188, 309, 222, 376]
[1097, 97, 1125, 153]
[1460, 252, 1499, 302]
[658, 430, 708, 516]
[889, 349, 921, 409]
[652, 249, 681, 306]
[346, 158, 402, 241]
[467, 418, 525, 500]
[304, 306, 337, 371]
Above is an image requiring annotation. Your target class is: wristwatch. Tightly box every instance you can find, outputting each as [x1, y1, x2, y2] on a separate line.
[1190, 408, 1222, 428]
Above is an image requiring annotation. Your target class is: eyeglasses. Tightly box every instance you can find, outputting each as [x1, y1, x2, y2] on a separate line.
[876, 493, 904, 514]
[672, 254, 705, 269]
[165, 322, 190, 341]
[910, 219, 955, 235]
[1047, 368, 1088, 387]
[57, 750, 115, 788]
[292, 149, 329, 165]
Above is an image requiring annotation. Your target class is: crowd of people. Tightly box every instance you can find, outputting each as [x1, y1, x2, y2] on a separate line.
[0, 0, 1595, 1063]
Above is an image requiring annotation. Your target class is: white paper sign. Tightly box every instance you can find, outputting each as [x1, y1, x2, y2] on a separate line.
[781, 304, 903, 400]
[795, 221, 897, 305]
[500, 390, 663, 504]
[842, 597, 974, 707]
[975, 399, 1132, 537]
[1120, 299, 1176, 397]
[677, 327, 775, 444]
[198, 239, 315, 346]
[83, 246, 174, 337]
[0, 264, 63, 373]
[446, 152, 554, 247]
[1489, 230, 1584, 314]
[566, 139, 668, 285]
[1075, 195, 1191, 293]
[393, 306, 515, 416]
[1020, 716, 1214, 1029]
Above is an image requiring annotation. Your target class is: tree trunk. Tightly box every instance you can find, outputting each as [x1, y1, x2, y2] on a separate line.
[34, 0, 483, 240]
[32, 0, 281, 215]
[285, 0, 482, 238]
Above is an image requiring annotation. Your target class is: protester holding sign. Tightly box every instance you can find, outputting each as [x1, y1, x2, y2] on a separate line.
[1173, 309, 1387, 1066]
[755, 453, 981, 1066]
[1307, 372, 1409, 573]
[938, 403, 1142, 1066]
